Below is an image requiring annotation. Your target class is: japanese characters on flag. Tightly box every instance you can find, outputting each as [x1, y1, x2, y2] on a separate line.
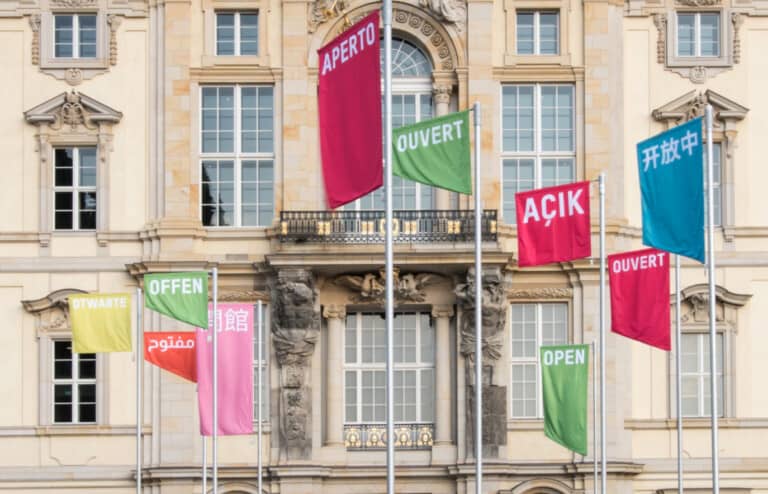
[144, 332, 197, 382]
[317, 12, 382, 209]
[608, 248, 671, 351]
[515, 181, 591, 267]
[196, 303, 254, 436]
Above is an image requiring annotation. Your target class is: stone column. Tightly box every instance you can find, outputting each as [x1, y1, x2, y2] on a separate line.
[433, 84, 453, 210]
[432, 305, 454, 445]
[323, 304, 346, 446]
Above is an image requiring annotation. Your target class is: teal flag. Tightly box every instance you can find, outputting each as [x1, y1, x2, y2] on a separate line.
[392, 110, 472, 194]
[540, 344, 589, 455]
[637, 117, 705, 263]
[144, 272, 209, 328]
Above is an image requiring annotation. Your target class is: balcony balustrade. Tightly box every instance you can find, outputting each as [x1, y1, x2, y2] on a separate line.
[343, 422, 434, 450]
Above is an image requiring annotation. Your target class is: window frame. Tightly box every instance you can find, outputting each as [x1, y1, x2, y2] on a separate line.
[53, 13, 98, 60]
[680, 331, 725, 418]
[51, 339, 97, 424]
[215, 11, 259, 57]
[198, 84, 275, 228]
[515, 10, 560, 56]
[675, 11, 721, 59]
[52, 146, 98, 232]
[509, 302, 570, 419]
[665, 8, 732, 70]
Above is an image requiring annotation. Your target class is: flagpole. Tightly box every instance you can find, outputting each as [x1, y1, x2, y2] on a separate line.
[592, 340, 597, 494]
[598, 172, 606, 494]
[136, 287, 143, 494]
[705, 104, 719, 494]
[212, 267, 219, 494]
[257, 300, 263, 494]
[382, 1, 395, 493]
[471, 102, 483, 494]
[675, 255, 683, 494]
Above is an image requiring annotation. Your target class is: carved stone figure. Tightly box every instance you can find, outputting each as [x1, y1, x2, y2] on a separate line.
[271, 269, 319, 459]
[334, 268, 445, 303]
[308, 0, 350, 33]
[419, 0, 466, 30]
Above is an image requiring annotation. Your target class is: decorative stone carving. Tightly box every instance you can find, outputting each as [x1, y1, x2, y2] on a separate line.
[678, 283, 751, 327]
[217, 291, 266, 302]
[21, 288, 89, 333]
[65, 68, 83, 86]
[651, 89, 748, 127]
[334, 268, 446, 304]
[432, 84, 452, 105]
[454, 267, 507, 362]
[107, 15, 122, 66]
[418, 0, 466, 33]
[309, 0, 350, 33]
[56, 91, 93, 130]
[689, 65, 708, 84]
[29, 14, 40, 66]
[50, 0, 97, 6]
[508, 287, 573, 299]
[652, 14, 666, 65]
[732, 12, 744, 64]
[271, 269, 319, 459]
[676, 0, 720, 5]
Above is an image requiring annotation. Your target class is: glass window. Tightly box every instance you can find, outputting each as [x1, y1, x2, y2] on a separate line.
[516, 11, 559, 55]
[54, 14, 97, 59]
[510, 303, 568, 418]
[200, 85, 274, 227]
[54, 147, 97, 231]
[216, 12, 259, 56]
[344, 313, 434, 424]
[677, 13, 720, 58]
[52, 340, 97, 424]
[501, 84, 575, 223]
[681, 333, 724, 417]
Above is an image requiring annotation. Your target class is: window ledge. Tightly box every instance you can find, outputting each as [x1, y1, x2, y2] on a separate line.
[507, 419, 545, 430]
[624, 418, 768, 430]
[0, 425, 152, 437]
[201, 54, 270, 67]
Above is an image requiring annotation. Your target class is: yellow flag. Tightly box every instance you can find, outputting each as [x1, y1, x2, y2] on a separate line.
[69, 293, 132, 353]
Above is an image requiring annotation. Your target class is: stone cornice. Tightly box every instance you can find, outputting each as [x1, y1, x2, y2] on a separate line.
[492, 65, 585, 82]
[189, 66, 282, 83]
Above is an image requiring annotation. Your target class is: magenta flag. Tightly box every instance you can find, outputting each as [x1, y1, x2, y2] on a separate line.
[196, 303, 254, 436]
[318, 11, 382, 209]
[609, 248, 671, 351]
[515, 181, 591, 267]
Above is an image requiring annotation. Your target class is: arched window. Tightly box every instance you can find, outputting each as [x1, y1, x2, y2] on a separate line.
[348, 39, 436, 211]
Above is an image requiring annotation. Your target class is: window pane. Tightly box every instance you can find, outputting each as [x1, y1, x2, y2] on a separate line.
[55, 149, 74, 186]
[55, 210, 74, 230]
[677, 14, 696, 57]
[700, 14, 720, 57]
[78, 15, 97, 58]
[345, 371, 357, 422]
[55, 16, 74, 58]
[79, 357, 96, 379]
[54, 404, 73, 423]
[216, 13, 235, 55]
[516, 13, 534, 55]
[539, 13, 559, 54]
[240, 13, 259, 55]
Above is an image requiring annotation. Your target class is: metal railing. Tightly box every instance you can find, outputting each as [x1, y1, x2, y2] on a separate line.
[280, 209, 497, 243]
[343, 422, 434, 450]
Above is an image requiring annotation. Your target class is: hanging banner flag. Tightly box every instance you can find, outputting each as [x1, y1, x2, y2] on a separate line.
[69, 293, 132, 353]
[144, 272, 208, 328]
[197, 303, 254, 436]
[637, 117, 704, 263]
[515, 181, 591, 267]
[608, 248, 671, 350]
[541, 344, 589, 455]
[144, 332, 197, 382]
[317, 11, 382, 209]
[392, 110, 472, 194]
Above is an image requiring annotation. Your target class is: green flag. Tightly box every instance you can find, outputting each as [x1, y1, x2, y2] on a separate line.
[540, 344, 589, 455]
[392, 110, 471, 194]
[144, 272, 209, 328]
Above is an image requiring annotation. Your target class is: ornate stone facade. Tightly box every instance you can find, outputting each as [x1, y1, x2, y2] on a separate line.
[334, 268, 446, 304]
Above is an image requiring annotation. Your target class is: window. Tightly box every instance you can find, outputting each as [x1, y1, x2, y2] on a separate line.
[516, 11, 559, 55]
[253, 303, 269, 421]
[216, 12, 258, 56]
[54, 14, 97, 59]
[510, 303, 568, 418]
[52, 340, 97, 424]
[677, 12, 720, 58]
[344, 313, 434, 424]
[681, 333, 723, 417]
[200, 85, 274, 227]
[501, 84, 575, 223]
[704, 142, 722, 226]
[54, 147, 97, 231]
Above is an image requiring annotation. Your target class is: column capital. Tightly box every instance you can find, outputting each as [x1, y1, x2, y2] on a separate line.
[323, 304, 346, 320]
[432, 84, 453, 105]
[431, 305, 455, 319]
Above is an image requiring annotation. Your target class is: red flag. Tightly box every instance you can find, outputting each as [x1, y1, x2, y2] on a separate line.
[144, 332, 197, 382]
[318, 11, 382, 209]
[608, 248, 671, 351]
[516, 181, 591, 267]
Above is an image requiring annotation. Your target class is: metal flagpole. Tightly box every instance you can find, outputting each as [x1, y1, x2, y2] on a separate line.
[212, 267, 219, 494]
[472, 102, 483, 494]
[136, 287, 143, 494]
[705, 104, 719, 494]
[675, 255, 684, 494]
[592, 340, 597, 494]
[257, 300, 263, 494]
[598, 172, 607, 494]
[383, 1, 395, 493]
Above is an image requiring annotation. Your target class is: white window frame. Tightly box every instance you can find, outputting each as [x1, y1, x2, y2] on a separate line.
[500, 84, 576, 224]
[51, 339, 98, 425]
[516, 10, 560, 56]
[53, 13, 98, 59]
[215, 11, 259, 56]
[199, 84, 275, 227]
[509, 302, 569, 419]
[344, 312, 435, 424]
[675, 11, 721, 58]
[681, 332, 724, 418]
[53, 146, 97, 231]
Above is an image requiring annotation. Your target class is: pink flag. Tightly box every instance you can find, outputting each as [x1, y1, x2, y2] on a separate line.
[196, 303, 254, 436]
[608, 248, 671, 351]
[318, 11, 382, 209]
[516, 181, 591, 267]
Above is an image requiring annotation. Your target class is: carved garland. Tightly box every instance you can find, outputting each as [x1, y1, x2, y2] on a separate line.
[508, 288, 573, 299]
[29, 14, 41, 65]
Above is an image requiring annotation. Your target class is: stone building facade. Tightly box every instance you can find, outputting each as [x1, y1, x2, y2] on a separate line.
[0, 0, 767, 492]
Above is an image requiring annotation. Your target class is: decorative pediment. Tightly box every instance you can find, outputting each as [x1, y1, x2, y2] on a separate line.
[675, 284, 751, 327]
[334, 268, 447, 304]
[21, 288, 88, 332]
[24, 90, 122, 131]
[652, 89, 749, 126]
